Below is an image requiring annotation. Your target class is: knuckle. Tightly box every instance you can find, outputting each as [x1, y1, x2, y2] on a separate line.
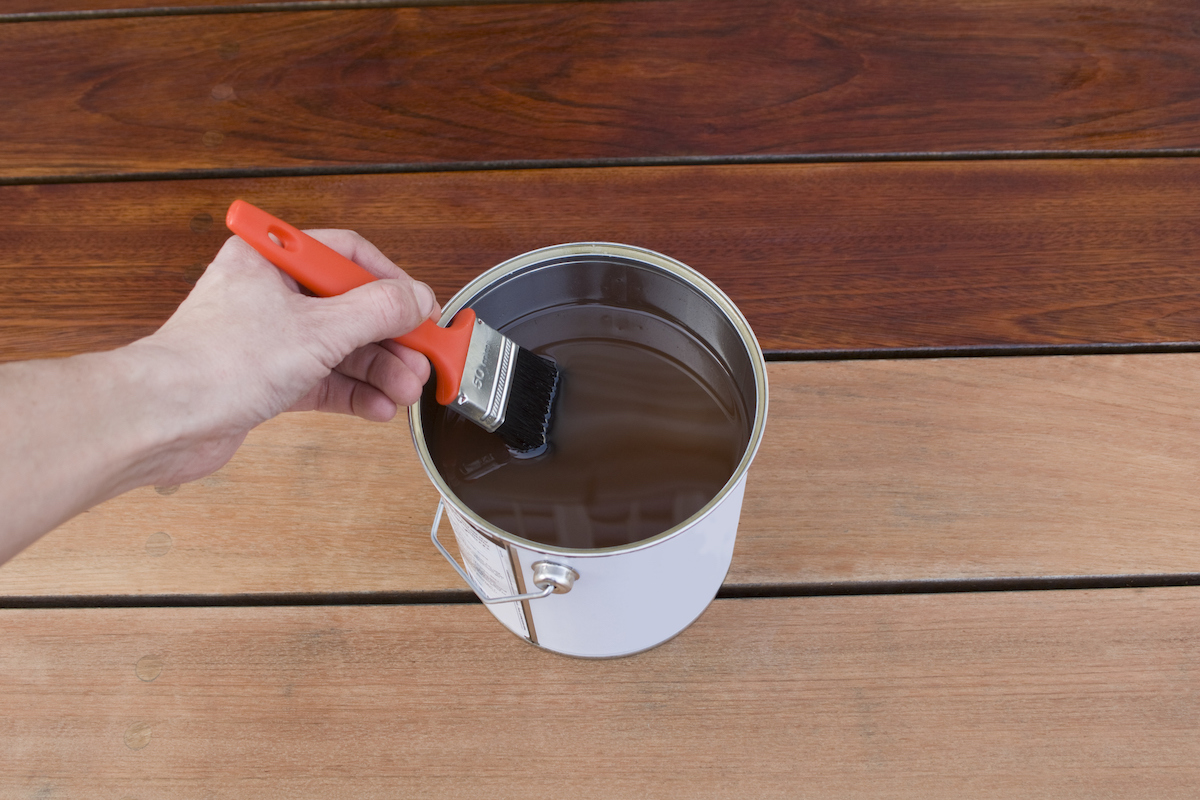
[367, 281, 415, 329]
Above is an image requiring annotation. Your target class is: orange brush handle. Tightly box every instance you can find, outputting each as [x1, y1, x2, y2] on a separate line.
[225, 199, 473, 405]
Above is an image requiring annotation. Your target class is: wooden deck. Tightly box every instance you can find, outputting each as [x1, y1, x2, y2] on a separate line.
[3, 1, 1199, 795]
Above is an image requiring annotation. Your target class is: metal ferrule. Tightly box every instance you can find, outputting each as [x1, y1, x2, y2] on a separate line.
[449, 317, 516, 433]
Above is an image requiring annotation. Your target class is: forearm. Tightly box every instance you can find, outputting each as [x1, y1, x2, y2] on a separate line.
[0, 346, 189, 563]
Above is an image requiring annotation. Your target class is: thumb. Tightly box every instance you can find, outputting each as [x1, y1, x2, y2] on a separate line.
[315, 277, 438, 359]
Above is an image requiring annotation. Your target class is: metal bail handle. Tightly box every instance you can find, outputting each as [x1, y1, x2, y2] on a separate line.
[430, 500, 578, 605]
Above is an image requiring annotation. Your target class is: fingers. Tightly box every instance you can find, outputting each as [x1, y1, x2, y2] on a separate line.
[303, 229, 404, 281]
[314, 279, 436, 365]
[379, 338, 433, 384]
[337, 342, 429, 408]
[290, 371, 399, 422]
[301, 229, 441, 320]
[281, 229, 439, 357]
[223, 227, 440, 337]
[290, 341, 429, 420]
[212, 226, 441, 422]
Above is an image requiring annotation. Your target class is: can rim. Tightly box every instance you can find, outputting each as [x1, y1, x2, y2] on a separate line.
[409, 242, 769, 557]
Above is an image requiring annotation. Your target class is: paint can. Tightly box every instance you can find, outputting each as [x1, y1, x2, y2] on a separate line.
[410, 243, 768, 657]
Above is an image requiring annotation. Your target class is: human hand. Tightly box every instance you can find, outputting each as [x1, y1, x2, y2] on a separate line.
[130, 228, 438, 486]
[0, 226, 440, 559]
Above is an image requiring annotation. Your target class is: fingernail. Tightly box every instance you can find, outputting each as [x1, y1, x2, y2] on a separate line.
[412, 281, 436, 319]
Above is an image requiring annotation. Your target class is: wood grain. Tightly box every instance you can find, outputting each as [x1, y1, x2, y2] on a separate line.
[4, 1, 1197, 792]
[4, 0, 580, 11]
[4, 353, 1198, 598]
[4, 0, 1200, 179]
[3, 589, 1198, 797]
[4, 159, 1200, 362]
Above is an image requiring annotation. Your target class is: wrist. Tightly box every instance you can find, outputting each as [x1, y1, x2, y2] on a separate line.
[115, 336, 249, 491]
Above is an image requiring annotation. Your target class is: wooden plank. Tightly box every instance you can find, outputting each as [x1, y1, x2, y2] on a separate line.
[4, 159, 1200, 362]
[3, 0, 254, 12]
[3, 589, 1198, 796]
[4, 0, 576, 12]
[4, 0, 1200, 179]
[2, 409, 451, 598]
[4, 353, 1199, 598]
[741, 353, 1200, 587]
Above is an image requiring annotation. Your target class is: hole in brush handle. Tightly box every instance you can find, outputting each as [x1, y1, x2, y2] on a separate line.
[226, 200, 374, 297]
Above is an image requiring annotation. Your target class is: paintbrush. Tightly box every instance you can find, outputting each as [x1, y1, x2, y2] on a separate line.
[225, 200, 559, 453]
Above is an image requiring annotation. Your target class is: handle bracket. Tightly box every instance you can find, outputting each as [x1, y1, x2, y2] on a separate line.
[430, 501, 578, 604]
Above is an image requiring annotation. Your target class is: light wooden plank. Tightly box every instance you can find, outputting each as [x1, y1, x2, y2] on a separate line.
[3, 409, 451, 598]
[4, 352, 1199, 598]
[741, 352, 1200, 586]
[4, 160, 1200, 362]
[2, 588, 1198, 797]
[4, 1, 1200, 179]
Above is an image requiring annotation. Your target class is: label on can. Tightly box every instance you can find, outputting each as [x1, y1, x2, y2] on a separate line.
[447, 510, 530, 639]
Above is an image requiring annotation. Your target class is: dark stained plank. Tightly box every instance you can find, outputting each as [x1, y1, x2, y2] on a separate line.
[4, 590, 1199, 796]
[2, 0, 265, 11]
[3, 159, 1200, 362]
[4, 0, 1200, 179]
[3, 0, 575, 12]
[4, 354, 1198, 598]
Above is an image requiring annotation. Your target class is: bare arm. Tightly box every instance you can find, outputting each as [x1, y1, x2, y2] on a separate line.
[0, 229, 437, 565]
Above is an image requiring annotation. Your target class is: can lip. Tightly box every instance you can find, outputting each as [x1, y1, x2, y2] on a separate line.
[409, 242, 769, 557]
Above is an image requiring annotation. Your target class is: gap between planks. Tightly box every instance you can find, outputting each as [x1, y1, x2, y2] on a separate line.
[6, 573, 1200, 610]
[0, 0, 618, 24]
[7, 150, 1200, 187]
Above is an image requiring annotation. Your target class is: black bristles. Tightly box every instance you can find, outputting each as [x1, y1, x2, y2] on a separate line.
[495, 347, 560, 454]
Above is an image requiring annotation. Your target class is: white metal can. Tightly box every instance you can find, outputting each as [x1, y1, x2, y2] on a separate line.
[410, 243, 768, 658]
